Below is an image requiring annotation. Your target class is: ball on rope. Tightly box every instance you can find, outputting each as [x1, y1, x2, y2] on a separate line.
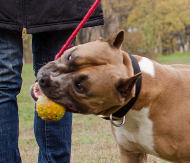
[36, 95, 66, 121]
[33, 83, 66, 121]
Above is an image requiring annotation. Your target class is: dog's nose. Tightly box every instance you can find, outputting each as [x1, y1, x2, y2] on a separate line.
[38, 73, 51, 88]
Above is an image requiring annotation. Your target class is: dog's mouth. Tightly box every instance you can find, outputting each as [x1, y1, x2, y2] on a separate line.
[30, 82, 42, 101]
[65, 104, 78, 113]
[30, 83, 78, 112]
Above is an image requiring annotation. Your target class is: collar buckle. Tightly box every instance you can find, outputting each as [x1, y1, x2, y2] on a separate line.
[110, 114, 126, 127]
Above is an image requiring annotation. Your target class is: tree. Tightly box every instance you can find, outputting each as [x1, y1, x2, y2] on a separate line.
[126, 0, 190, 54]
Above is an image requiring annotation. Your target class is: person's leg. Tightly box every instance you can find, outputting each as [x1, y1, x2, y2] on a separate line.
[0, 28, 23, 163]
[32, 30, 75, 163]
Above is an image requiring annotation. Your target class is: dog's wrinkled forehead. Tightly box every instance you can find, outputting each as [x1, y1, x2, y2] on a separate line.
[59, 40, 123, 69]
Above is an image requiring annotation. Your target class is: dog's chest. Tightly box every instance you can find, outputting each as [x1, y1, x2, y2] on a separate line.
[113, 108, 158, 155]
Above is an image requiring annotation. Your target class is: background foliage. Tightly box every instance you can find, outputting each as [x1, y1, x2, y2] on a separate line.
[78, 0, 190, 57]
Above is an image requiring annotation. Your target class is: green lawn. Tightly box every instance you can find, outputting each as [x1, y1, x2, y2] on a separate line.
[18, 53, 190, 162]
[157, 52, 190, 64]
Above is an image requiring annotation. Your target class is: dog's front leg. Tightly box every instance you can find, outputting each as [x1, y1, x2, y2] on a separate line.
[119, 145, 147, 163]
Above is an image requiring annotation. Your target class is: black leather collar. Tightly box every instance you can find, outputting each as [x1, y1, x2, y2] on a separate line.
[102, 54, 142, 120]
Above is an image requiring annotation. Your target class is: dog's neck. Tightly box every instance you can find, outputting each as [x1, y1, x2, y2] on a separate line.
[102, 54, 142, 120]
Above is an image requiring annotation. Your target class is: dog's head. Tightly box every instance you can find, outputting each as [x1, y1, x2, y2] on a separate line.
[34, 30, 141, 116]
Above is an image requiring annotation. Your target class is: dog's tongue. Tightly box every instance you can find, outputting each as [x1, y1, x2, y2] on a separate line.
[31, 82, 42, 101]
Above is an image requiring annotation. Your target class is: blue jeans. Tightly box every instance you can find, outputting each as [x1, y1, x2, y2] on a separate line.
[0, 28, 74, 163]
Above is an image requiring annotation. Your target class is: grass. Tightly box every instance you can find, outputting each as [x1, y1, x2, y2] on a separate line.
[157, 52, 190, 64]
[18, 53, 190, 163]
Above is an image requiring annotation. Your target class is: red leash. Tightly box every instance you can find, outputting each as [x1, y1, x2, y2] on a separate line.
[54, 0, 101, 60]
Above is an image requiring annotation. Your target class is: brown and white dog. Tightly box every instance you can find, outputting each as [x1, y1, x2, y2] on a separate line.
[35, 30, 190, 163]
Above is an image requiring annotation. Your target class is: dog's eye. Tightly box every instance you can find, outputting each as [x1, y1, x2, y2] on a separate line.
[74, 81, 86, 94]
[73, 75, 88, 94]
[67, 54, 72, 61]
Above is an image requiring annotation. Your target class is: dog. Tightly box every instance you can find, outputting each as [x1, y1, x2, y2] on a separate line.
[35, 30, 190, 163]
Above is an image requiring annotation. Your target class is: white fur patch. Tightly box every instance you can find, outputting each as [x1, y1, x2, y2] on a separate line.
[114, 108, 158, 156]
[139, 57, 155, 77]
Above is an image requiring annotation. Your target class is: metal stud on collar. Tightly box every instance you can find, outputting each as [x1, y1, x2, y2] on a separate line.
[110, 114, 126, 127]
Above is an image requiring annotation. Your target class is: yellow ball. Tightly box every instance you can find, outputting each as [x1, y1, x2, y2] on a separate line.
[36, 95, 66, 121]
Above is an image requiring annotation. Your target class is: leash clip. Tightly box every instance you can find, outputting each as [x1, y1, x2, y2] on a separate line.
[110, 114, 126, 127]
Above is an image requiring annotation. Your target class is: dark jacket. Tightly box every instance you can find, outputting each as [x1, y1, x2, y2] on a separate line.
[0, 0, 104, 34]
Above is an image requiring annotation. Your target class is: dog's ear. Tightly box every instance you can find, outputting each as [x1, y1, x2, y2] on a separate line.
[107, 30, 125, 49]
[116, 73, 141, 100]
